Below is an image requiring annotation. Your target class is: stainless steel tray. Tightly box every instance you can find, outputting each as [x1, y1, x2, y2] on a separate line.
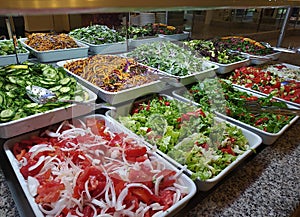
[0, 85, 97, 138]
[3, 114, 197, 217]
[172, 87, 299, 145]
[57, 57, 171, 105]
[19, 38, 89, 62]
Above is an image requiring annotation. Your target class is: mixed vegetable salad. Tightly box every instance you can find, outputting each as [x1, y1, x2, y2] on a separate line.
[12, 117, 190, 217]
[184, 39, 246, 64]
[118, 95, 251, 181]
[0, 40, 28, 55]
[0, 62, 88, 122]
[216, 36, 275, 56]
[69, 25, 125, 45]
[120, 23, 183, 39]
[184, 78, 295, 133]
[228, 66, 300, 104]
[126, 41, 212, 76]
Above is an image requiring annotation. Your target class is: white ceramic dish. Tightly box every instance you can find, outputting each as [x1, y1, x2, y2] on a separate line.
[19, 38, 89, 62]
[0, 85, 97, 138]
[4, 114, 197, 217]
[172, 87, 299, 145]
[57, 58, 171, 105]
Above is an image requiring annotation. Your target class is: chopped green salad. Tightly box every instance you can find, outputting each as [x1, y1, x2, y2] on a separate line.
[118, 95, 251, 181]
[126, 41, 213, 76]
[184, 78, 294, 133]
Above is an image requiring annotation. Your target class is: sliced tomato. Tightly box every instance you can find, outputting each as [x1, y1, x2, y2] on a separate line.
[130, 187, 154, 204]
[125, 146, 147, 157]
[20, 157, 45, 179]
[128, 167, 154, 188]
[158, 189, 175, 210]
[73, 166, 106, 199]
[36, 180, 65, 203]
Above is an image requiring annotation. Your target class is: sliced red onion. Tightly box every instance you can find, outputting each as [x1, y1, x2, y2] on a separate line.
[150, 202, 164, 211]
[38, 197, 67, 215]
[173, 183, 189, 194]
[44, 129, 60, 137]
[91, 198, 107, 209]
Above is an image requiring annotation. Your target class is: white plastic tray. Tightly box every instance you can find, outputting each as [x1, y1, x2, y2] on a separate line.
[156, 60, 219, 86]
[3, 114, 197, 217]
[106, 103, 262, 191]
[78, 40, 128, 54]
[158, 31, 189, 41]
[208, 58, 251, 74]
[0, 85, 97, 138]
[57, 58, 171, 105]
[128, 36, 165, 48]
[245, 51, 281, 65]
[0, 40, 30, 66]
[19, 38, 89, 62]
[159, 117, 262, 191]
[172, 87, 299, 145]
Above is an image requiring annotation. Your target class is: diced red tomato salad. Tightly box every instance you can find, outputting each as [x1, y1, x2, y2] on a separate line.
[229, 66, 300, 104]
[12, 117, 189, 217]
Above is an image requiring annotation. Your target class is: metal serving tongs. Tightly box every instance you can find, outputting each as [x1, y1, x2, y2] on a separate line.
[26, 85, 116, 110]
[244, 100, 300, 116]
[5, 16, 20, 64]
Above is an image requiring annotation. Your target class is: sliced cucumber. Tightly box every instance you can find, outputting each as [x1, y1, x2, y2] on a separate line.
[59, 77, 71, 85]
[59, 86, 71, 93]
[0, 109, 15, 118]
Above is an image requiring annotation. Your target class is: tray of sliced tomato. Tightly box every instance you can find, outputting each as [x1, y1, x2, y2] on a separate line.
[4, 114, 196, 217]
[228, 66, 300, 108]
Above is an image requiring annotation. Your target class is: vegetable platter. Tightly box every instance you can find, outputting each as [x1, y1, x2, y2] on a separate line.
[69, 25, 127, 54]
[228, 65, 300, 108]
[0, 39, 30, 66]
[183, 39, 250, 74]
[0, 62, 97, 138]
[216, 36, 281, 65]
[106, 94, 262, 190]
[19, 37, 88, 63]
[172, 79, 299, 145]
[57, 55, 171, 105]
[125, 41, 219, 85]
[4, 114, 196, 217]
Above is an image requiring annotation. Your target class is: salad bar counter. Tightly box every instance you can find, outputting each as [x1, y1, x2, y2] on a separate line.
[0, 30, 300, 217]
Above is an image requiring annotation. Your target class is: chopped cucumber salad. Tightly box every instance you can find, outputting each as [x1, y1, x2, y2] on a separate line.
[0, 62, 89, 122]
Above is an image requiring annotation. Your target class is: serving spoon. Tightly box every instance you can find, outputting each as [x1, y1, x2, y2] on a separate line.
[26, 85, 116, 110]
